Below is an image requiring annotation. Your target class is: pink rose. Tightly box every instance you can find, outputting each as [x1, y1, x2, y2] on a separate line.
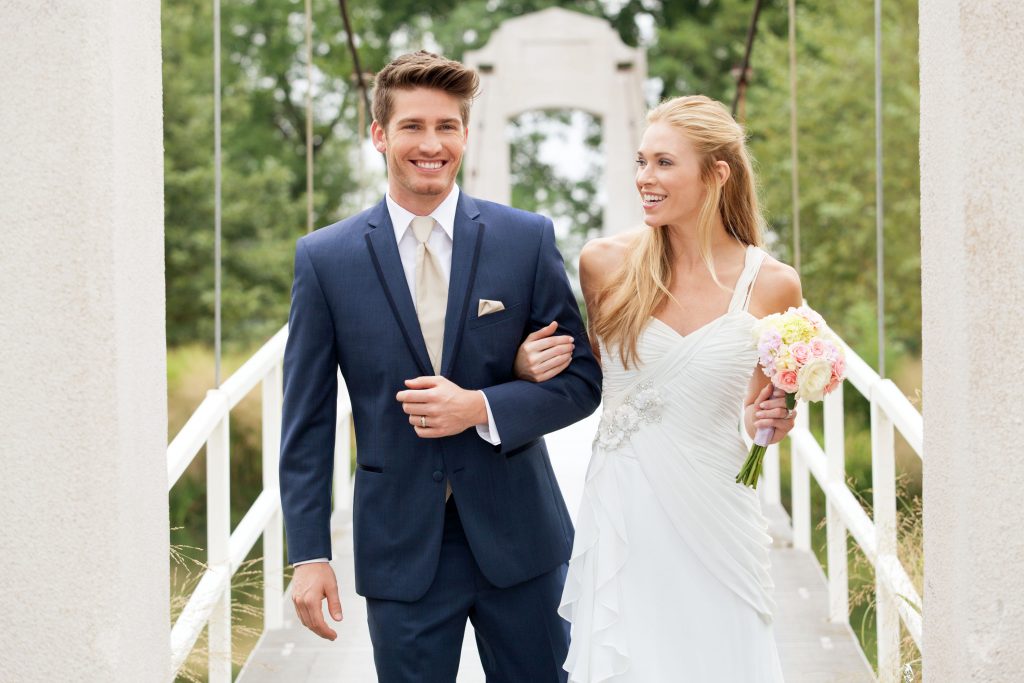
[831, 355, 846, 381]
[773, 370, 799, 393]
[824, 357, 846, 394]
[798, 306, 825, 329]
[789, 342, 811, 365]
[809, 339, 828, 358]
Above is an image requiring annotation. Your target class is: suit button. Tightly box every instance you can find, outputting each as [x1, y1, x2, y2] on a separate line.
[432, 470, 444, 482]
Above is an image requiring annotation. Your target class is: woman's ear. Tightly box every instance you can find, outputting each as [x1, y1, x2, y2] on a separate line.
[714, 159, 731, 187]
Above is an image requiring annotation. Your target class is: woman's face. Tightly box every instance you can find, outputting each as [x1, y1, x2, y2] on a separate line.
[635, 122, 707, 228]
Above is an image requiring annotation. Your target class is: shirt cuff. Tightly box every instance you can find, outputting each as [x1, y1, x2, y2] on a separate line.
[293, 558, 329, 566]
[475, 390, 501, 445]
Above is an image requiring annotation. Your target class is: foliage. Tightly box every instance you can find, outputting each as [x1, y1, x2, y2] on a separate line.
[163, 0, 361, 347]
[744, 0, 922, 359]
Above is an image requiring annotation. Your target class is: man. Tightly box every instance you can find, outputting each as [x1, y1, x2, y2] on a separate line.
[279, 50, 602, 682]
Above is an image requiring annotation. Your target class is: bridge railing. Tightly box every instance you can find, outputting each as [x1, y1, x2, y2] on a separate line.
[166, 324, 920, 681]
[761, 340, 922, 683]
[166, 326, 353, 682]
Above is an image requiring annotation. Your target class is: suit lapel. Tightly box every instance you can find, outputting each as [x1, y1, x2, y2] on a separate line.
[364, 199, 433, 376]
[440, 194, 484, 377]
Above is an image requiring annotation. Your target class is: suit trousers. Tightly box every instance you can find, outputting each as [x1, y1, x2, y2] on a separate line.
[365, 497, 570, 682]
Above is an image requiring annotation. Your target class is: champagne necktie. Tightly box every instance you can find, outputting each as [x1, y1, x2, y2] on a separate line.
[411, 216, 447, 374]
[411, 216, 452, 500]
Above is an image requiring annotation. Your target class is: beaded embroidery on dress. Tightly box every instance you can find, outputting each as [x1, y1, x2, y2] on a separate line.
[559, 245, 785, 682]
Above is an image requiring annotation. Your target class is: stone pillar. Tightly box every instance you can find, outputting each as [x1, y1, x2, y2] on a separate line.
[0, 1, 169, 679]
[462, 7, 646, 236]
[920, 1, 1024, 679]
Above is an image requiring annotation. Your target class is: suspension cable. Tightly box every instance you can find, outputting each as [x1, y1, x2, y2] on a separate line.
[337, 0, 373, 122]
[731, 0, 764, 119]
[305, 0, 315, 233]
[874, 0, 886, 377]
[213, 0, 223, 387]
[787, 0, 800, 275]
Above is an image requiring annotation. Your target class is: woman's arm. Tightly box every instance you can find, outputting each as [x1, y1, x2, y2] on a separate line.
[513, 236, 625, 381]
[742, 257, 804, 441]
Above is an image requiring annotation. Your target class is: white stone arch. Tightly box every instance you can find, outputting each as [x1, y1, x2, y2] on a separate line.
[462, 7, 647, 235]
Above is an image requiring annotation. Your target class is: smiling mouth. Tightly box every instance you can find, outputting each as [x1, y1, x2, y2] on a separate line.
[641, 193, 666, 208]
[413, 160, 446, 170]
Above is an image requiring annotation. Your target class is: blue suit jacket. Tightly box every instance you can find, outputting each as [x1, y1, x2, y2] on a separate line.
[279, 193, 602, 602]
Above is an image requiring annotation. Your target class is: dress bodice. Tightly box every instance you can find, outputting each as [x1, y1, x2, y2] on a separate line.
[595, 245, 767, 459]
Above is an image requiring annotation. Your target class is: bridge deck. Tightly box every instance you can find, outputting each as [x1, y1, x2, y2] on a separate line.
[238, 414, 874, 682]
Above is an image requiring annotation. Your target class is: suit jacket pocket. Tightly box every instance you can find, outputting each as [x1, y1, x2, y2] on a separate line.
[504, 437, 542, 459]
[467, 301, 521, 330]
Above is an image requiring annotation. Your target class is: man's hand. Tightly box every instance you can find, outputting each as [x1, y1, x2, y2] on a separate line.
[291, 562, 343, 640]
[397, 376, 487, 438]
[514, 321, 574, 383]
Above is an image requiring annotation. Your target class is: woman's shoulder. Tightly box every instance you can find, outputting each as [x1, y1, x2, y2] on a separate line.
[580, 230, 640, 279]
[751, 249, 802, 316]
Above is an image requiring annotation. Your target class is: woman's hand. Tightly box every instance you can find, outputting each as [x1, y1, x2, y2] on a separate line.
[744, 382, 797, 444]
[514, 321, 575, 383]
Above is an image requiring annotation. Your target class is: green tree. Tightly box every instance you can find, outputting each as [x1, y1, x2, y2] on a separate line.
[163, 0, 363, 347]
[743, 0, 921, 360]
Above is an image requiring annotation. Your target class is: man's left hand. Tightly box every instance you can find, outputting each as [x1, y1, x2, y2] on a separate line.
[397, 376, 487, 438]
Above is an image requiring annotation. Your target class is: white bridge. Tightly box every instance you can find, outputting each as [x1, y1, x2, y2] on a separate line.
[4, 1, 1022, 681]
[166, 324, 919, 681]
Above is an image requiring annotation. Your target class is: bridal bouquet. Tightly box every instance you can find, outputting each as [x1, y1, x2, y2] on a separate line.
[735, 306, 846, 488]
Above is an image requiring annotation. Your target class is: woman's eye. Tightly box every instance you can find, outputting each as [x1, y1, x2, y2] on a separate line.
[635, 158, 646, 167]
[659, 159, 672, 166]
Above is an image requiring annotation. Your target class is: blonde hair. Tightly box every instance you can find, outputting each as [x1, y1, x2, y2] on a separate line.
[592, 95, 765, 369]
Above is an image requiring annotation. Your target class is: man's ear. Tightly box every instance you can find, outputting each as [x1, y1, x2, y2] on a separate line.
[371, 120, 387, 153]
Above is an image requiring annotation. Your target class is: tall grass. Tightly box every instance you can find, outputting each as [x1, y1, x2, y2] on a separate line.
[170, 537, 286, 681]
[168, 343, 284, 680]
[777, 354, 923, 680]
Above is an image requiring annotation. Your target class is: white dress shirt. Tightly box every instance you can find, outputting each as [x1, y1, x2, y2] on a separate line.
[294, 186, 501, 567]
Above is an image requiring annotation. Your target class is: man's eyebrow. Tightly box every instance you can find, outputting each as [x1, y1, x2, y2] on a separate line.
[393, 117, 462, 125]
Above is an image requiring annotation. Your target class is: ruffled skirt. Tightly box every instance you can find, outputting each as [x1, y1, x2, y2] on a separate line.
[558, 447, 785, 682]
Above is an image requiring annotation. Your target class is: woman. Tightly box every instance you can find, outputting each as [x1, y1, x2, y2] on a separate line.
[518, 95, 800, 681]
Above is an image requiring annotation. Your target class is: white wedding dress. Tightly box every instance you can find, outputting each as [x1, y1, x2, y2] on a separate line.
[559, 245, 785, 682]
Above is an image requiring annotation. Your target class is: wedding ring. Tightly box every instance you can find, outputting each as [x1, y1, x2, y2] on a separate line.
[420, 415, 427, 428]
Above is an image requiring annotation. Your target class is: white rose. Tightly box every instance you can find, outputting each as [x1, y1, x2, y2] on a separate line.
[796, 357, 833, 402]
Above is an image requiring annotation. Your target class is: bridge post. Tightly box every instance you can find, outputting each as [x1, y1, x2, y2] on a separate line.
[920, 1, 1024, 678]
[0, 0, 169, 678]
[824, 386, 849, 625]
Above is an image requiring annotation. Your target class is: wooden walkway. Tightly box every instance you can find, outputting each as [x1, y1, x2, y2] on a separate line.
[238, 414, 874, 682]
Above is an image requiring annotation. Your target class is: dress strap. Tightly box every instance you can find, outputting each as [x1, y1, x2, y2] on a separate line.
[727, 245, 768, 313]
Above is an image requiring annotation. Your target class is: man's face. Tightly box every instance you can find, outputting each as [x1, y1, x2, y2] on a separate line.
[371, 88, 468, 214]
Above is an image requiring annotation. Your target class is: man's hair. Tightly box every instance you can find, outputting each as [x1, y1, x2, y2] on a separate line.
[372, 50, 480, 128]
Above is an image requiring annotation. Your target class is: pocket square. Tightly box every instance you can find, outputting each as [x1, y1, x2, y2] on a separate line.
[478, 299, 505, 317]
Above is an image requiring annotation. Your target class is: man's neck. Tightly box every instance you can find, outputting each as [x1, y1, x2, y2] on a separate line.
[387, 185, 456, 216]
